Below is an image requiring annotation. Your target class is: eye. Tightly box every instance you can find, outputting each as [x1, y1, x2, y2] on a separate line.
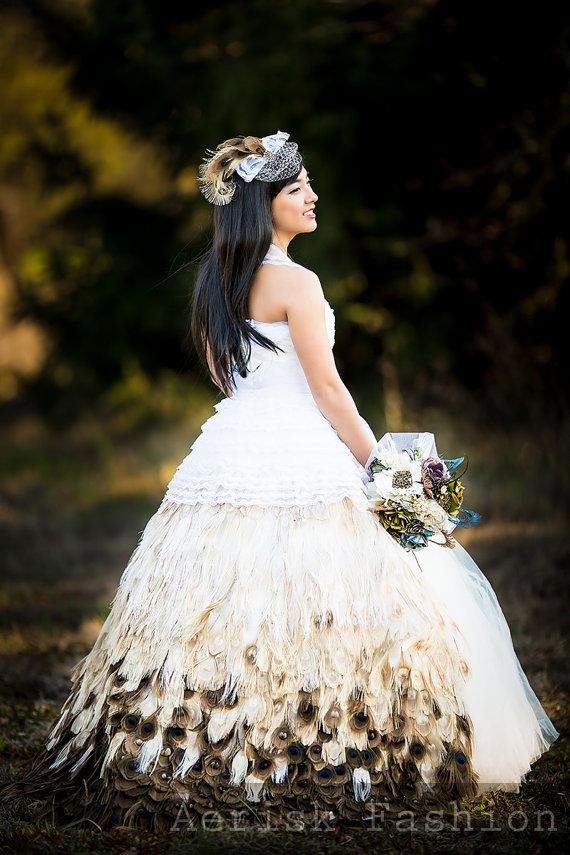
[289, 179, 313, 194]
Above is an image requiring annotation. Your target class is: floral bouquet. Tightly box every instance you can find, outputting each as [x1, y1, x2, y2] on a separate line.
[363, 432, 482, 552]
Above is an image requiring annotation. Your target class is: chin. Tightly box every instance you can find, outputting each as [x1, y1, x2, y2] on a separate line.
[291, 221, 317, 238]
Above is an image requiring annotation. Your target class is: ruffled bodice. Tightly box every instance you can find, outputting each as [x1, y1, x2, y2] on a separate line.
[161, 244, 367, 509]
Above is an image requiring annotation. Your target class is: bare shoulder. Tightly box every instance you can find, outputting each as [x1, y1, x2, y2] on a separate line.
[250, 262, 323, 321]
[278, 265, 324, 313]
[280, 265, 326, 325]
[257, 260, 321, 286]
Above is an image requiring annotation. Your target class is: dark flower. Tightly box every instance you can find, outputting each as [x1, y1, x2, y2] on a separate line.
[421, 456, 450, 498]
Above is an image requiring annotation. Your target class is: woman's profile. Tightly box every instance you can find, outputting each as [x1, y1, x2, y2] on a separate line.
[0, 130, 559, 832]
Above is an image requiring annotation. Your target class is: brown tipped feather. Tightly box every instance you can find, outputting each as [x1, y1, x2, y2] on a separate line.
[197, 135, 268, 206]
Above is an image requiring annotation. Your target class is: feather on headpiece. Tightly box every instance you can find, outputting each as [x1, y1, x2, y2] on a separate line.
[197, 130, 302, 205]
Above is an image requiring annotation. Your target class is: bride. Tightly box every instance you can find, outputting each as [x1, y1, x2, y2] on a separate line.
[0, 130, 559, 832]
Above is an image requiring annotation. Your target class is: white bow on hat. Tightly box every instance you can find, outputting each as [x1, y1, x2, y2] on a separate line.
[233, 130, 290, 182]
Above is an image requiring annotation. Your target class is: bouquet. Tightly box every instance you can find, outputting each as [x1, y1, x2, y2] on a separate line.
[363, 432, 482, 552]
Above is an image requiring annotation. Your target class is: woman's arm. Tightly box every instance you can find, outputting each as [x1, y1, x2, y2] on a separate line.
[284, 268, 377, 467]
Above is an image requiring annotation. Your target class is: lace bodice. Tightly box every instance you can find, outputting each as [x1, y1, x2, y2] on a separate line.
[231, 243, 335, 396]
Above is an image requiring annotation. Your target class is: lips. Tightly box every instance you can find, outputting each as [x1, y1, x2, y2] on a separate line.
[304, 207, 316, 218]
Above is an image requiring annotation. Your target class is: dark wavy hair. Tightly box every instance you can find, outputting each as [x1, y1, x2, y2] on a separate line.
[187, 161, 305, 398]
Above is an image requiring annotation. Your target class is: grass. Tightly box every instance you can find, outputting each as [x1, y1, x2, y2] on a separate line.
[0, 385, 567, 853]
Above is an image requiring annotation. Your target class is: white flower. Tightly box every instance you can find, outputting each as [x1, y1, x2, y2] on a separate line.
[367, 453, 424, 503]
[409, 495, 448, 529]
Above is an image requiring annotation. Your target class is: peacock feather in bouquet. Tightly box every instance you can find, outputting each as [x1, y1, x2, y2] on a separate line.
[363, 432, 482, 552]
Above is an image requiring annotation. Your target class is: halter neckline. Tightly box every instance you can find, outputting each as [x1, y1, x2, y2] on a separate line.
[244, 243, 299, 324]
[268, 242, 291, 260]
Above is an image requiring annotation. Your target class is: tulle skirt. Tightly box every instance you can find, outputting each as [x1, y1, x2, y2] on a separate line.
[0, 493, 558, 831]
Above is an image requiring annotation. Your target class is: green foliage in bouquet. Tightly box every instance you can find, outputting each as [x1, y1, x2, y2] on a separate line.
[377, 504, 414, 534]
[435, 479, 465, 516]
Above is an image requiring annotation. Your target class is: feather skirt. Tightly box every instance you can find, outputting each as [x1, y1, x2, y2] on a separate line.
[0, 496, 558, 831]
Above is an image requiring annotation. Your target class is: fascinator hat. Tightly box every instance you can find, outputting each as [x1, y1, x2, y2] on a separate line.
[197, 129, 303, 206]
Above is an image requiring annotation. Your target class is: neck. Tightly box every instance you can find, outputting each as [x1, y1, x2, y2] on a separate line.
[271, 234, 292, 255]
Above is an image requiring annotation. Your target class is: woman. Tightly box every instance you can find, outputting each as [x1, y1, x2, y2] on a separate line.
[0, 130, 559, 832]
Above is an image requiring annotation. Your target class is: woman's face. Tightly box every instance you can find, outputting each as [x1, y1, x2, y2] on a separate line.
[271, 167, 318, 241]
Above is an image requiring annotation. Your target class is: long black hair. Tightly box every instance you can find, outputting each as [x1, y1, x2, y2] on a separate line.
[187, 161, 305, 398]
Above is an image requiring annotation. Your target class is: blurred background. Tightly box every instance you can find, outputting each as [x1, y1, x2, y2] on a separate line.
[0, 0, 568, 840]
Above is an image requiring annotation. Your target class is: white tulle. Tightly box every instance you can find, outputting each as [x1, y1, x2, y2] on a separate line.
[409, 541, 560, 791]
[368, 429, 559, 785]
[362, 431, 559, 789]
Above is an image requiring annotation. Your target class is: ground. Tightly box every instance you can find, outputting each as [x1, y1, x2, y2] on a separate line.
[0, 401, 567, 853]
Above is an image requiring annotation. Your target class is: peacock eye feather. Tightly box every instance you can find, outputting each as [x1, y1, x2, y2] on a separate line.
[411, 742, 425, 758]
[123, 714, 139, 730]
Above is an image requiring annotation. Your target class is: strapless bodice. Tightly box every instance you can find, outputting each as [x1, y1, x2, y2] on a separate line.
[230, 244, 335, 397]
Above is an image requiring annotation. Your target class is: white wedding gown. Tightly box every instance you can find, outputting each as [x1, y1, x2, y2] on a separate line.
[1, 243, 558, 831]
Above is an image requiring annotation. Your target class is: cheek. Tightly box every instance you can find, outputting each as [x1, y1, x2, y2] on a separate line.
[273, 196, 301, 223]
